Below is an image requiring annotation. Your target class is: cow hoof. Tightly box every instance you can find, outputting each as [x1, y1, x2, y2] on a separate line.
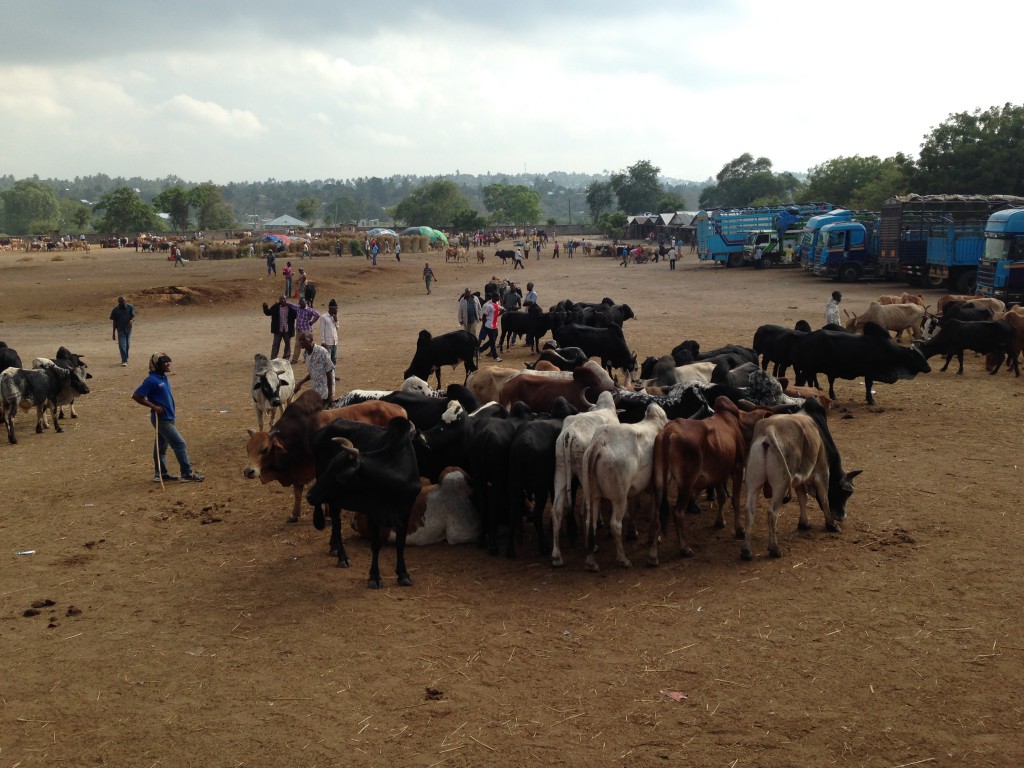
[734, 528, 745, 540]
[286, 514, 299, 524]
[769, 548, 782, 558]
[826, 522, 841, 533]
[551, 557, 565, 568]
[337, 558, 351, 568]
[617, 558, 632, 569]
[713, 520, 725, 530]
[584, 561, 599, 573]
[797, 520, 812, 531]
[35, 425, 43, 433]
[367, 579, 382, 589]
[741, 548, 753, 561]
[645, 555, 659, 567]
[397, 574, 413, 587]
[71, 414, 77, 419]
[679, 547, 694, 558]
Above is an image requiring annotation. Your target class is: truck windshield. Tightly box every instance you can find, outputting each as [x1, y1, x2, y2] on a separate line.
[983, 237, 1011, 263]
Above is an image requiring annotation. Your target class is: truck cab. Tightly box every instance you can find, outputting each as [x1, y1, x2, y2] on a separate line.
[976, 208, 1024, 302]
[742, 229, 800, 265]
[813, 220, 881, 282]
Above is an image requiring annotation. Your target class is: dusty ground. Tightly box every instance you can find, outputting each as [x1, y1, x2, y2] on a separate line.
[1, 241, 1022, 768]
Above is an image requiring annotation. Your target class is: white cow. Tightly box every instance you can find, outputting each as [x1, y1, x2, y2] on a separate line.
[251, 354, 295, 431]
[844, 301, 926, 341]
[580, 403, 668, 571]
[550, 390, 620, 567]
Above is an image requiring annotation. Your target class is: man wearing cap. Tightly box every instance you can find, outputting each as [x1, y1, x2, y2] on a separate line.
[110, 295, 136, 366]
[131, 353, 204, 483]
[321, 299, 339, 365]
[824, 290, 842, 326]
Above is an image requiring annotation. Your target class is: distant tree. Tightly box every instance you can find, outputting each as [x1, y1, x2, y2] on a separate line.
[585, 180, 614, 222]
[655, 192, 688, 212]
[326, 195, 363, 226]
[94, 187, 162, 233]
[610, 160, 662, 214]
[698, 153, 793, 208]
[915, 103, 1024, 195]
[804, 154, 914, 209]
[295, 197, 320, 227]
[189, 183, 235, 230]
[451, 208, 487, 232]
[153, 185, 193, 233]
[59, 198, 93, 232]
[0, 179, 61, 234]
[596, 211, 628, 238]
[483, 184, 542, 225]
[395, 179, 472, 227]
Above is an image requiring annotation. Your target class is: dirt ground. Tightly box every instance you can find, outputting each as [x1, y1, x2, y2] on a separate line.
[1, 241, 1022, 768]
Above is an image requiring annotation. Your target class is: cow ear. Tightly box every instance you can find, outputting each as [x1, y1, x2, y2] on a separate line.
[247, 428, 256, 436]
[272, 437, 286, 453]
[845, 469, 863, 481]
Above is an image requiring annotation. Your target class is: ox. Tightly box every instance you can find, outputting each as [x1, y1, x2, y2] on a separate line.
[936, 293, 1003, 315]
[251, 354, 295, 430]
[465, 366, 520, 405]
[499, 304, 553, 353]
[844, 301, 926, 341]
[1, 365, 91, 443]
[986, 306, 1024, 373]
[403, 329, 478, 388]
[918, 319, 1020, 376]
[306, 416, 420, 588]
[499, 363, 615, 413]
[552, 323, 637, 385]
[526, 346, 589, 371]
[742, 398, 861, 559]
[243, 391, 409, 523]
[0, 342, 23, 371]
[753, 322, 812, 378]
[31, 347, 92, 424]
[580, 403, 668, 571]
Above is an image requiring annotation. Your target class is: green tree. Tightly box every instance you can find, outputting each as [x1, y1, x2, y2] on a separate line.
[0, 179, 61, 234]
[451, 208, 487, 232]
[482, 184, 542, 225]
[915, 103, 1024, 194]
[153, 185, 193, 233]
[395, 179, 472, 227]
[848, 155, 915, 209]
[94, 187, 162, 233]
[698, 153, 792, 208]
[610, 160, 662, 214]
[655, 192, 688, 212]
[804, 154, 914, 209]
[596, 211, 628, 237]
[59, 198, 93, 231]
[295, 197, 320, 227]
[585, 180, 614, 222]
[326, 195, 363, 226]
[189, 182, 235, 230]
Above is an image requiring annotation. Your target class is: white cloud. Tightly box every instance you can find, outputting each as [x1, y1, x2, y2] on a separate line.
[159, 95, 265, 139]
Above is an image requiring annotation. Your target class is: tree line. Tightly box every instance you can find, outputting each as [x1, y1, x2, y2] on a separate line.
[1, 103, 1021, 236]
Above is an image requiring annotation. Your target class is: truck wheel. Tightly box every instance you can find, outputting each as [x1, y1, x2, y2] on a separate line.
[925, 274, 946, 289]
[954, 271, 976, 294]
[726, 253, 743, 268]
[838, 264, 861, 283]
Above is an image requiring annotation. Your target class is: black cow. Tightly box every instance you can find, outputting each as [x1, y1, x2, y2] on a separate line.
[613, 386, 712, 424]
[753, 323, 813, 377]
[526, 346, 589, 371]
[495, 249, 515, 265]
[306, 417, 420, 588]
[1, 365, 91, 443]
[941, 301, 995, 323]
[403, 329, 479, 388]
[792, 322, 931, 405]
[499, 304, 554, 353]
[35, 346, 93, 420]
[552, 323, 637, 384]
[0, 341, 23, 371]
[415, 401, 507, 482]
[918, 319, 1020, 376]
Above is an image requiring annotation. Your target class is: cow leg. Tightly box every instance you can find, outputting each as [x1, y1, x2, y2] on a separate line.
[330, 507, 351, 567]
[256, 406, 265, 432]
[69, 402, 78, 418]
[583, 499, 603, 572]
[434, 367, 443, 390]
[608, 497, 632, 568]
[939, 354, 953, 372]
[287, 483, 304, 523]
[367, 526, 383, 588]
[731, 473, 745, 539]
[712, 485, 728, 529]
[671, 484, 695, 558]
[392, 518, 413, 587]
[550, 487, 567, 567]
[767, 497, 784, 558]
[864, 378, 876, 406]
[531, 487, 549, 557]
[4, 412, 15, 444]
[827, 376, 838, 401]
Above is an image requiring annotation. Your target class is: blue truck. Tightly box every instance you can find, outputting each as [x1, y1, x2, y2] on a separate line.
[694, 203, 833, 267]
[808, 217, 884, 282]
[875, 194, 1024, 290]
[975, 208, 1024, 302]
[798, 209, 880, 271]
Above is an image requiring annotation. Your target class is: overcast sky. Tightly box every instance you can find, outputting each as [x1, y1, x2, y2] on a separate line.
[1, 1, 1015, 185]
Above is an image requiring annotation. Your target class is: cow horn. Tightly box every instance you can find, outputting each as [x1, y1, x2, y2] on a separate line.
[331, 437, 360, 458]
[580, 387, 595, 407]
[736, 398, 759, 411]
[246, 428, 256, 436]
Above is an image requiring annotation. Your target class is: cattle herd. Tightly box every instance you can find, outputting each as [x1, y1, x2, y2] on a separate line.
[237, 287, 1024, 590]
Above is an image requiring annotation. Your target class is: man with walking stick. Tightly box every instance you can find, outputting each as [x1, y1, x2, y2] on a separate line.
[132, 353, 204, 484]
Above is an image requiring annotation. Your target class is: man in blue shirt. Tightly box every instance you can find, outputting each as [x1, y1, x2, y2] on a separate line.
[132, 353, 204, 483]
[109, 296, 136, 366]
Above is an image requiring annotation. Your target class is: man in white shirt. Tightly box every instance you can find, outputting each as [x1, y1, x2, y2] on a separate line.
[294, 332, 335, 406]
[320, 299, 339, 365]
[824, 291, 842, 326]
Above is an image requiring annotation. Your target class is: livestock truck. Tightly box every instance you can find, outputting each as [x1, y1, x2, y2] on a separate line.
[975, 207, 1024, 302]
[694, 203, 832, 267]
[798, 209, 879, 271]
[875, 194, 1024, 290]
[808, 216, 884, 282]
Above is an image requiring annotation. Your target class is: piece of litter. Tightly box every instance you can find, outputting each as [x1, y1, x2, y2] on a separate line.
[83, 503, 94, 507]
[16, 550, 36, 556]
[219, 409, 229, 413]
[660, 690, 688, 702]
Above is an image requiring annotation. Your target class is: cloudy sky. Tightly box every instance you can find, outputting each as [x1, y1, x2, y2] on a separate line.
[1, 1, 1015, 185]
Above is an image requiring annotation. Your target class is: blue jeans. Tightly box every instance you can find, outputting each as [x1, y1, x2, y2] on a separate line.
[154, 419, 194, 476]
[117, 329, 131, 364]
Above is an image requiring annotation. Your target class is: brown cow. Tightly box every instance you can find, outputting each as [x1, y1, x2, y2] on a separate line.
[986, 306, 1024, 372]
[498, 363, 616, 412]
[243, 390, 408, 523]
[647, 397, 776, 564]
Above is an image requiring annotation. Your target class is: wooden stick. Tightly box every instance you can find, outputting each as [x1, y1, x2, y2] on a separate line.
[155, 418, 165, 490]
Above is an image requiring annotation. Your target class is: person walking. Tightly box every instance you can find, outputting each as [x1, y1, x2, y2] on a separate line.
[266, 249, 276, 276]
[320, 299, 340, 365]
[110, 295, 136, 367]
[457, 288, 482, 341]
[524, 281, 539, 348]
[824, 290, 842, 326]
[296, 268, 308, 303]
[553, 241, 560, 258]
[302, 241, 310, 260]
[132, 353, 204, 483]
[371, 242, 379, 266]
[290, 297, 321, 363]
[668, 246, 677, 271]
[513, 247, 524, 270]
[394, 241, 402, 262]
[263, 296, 298, 360]
[535, 241, 541, 261]
[478, 295, 503, 361]
[423, 262, 437, 294]
[282, 261, 293, 297]
[172, 244, 186, 267]
[294, 332, 335, 407]
[567, 240, 574, 259]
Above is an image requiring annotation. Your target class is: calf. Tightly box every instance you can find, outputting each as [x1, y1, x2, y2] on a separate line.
[1, 365, 91, 444]
[306, 417, 420, 588]
[251, 354, 295, 430]
[742, 398, 861, 559]
[917, 319, 1020, 376]
[580, 403, 668, 571]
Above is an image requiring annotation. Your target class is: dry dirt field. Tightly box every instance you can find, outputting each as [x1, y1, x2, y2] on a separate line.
[1, 241, 1022, 768]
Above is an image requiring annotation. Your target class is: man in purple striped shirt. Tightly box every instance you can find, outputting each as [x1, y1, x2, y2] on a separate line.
[290, 297, 321, 363]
